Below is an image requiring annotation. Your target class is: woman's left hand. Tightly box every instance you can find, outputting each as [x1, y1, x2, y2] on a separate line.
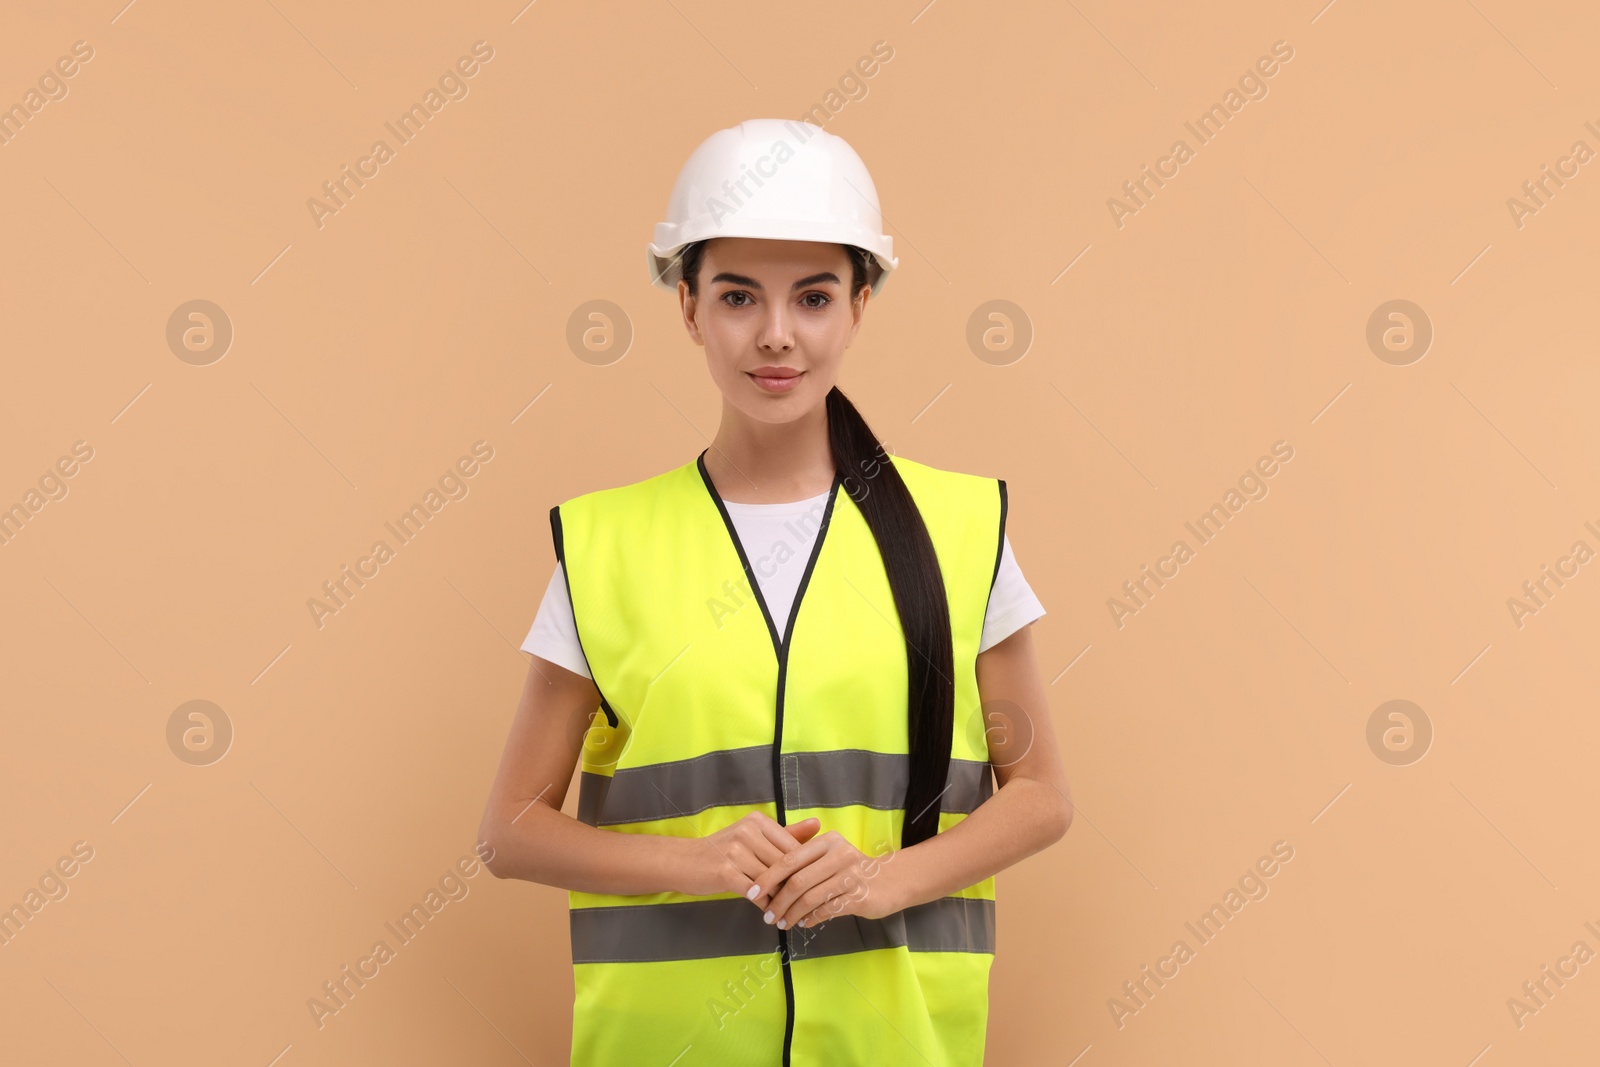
[748, 828, 903, 930]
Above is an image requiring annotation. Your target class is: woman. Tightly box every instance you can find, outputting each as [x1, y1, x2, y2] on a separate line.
[478, 118, 1072, 1067]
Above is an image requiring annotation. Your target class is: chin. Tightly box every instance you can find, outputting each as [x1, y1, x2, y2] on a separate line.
[744, 402, 810, 424]
[736, 391, 815, 423]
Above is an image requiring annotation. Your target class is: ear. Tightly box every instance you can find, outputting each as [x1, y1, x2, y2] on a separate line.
[844, 286, 869, 348]
[679, 280, 705, 346]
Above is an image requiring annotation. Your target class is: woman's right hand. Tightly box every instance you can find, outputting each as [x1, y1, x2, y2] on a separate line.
[679, 812, 821, 908]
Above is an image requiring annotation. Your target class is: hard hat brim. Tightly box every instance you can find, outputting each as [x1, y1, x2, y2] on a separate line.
[647, 222, 898, 298]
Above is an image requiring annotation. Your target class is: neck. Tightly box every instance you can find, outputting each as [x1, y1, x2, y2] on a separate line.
[704, 397, 836, 503]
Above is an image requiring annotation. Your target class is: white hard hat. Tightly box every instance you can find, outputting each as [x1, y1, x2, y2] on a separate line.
[647, 118, 900, 298]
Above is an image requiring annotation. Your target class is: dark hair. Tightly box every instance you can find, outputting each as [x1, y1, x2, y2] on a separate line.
[680, 239, 954, 849]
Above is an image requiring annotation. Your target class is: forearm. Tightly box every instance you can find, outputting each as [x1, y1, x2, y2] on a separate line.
[886, 776, 1070, 910]
[482, 801, 689, 896]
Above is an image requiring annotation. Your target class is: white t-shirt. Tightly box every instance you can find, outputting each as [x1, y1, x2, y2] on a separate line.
[521, 490, 1046, 678]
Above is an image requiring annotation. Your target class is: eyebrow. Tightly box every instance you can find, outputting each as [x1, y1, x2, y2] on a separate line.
[709, 271, 841, 291]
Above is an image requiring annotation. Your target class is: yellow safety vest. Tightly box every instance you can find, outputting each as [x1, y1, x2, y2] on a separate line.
[551, 448, 1007, 1066]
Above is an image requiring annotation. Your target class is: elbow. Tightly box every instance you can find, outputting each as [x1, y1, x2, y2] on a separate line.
[478, 806, 553, 883]
[477, 819, 509, 879]
[1049, 782, 1074, 842]
[483, 850, 507, 880]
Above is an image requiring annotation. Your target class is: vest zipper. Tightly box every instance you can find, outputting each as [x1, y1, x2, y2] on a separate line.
[696, 451, 844, 1067]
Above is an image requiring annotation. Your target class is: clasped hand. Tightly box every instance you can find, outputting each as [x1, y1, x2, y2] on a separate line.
[685, 811, 901, 931]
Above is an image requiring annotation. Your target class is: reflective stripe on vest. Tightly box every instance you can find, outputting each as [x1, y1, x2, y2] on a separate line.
[570, 894, 996, 964]
[574, 749, 996, 827]
[553, 449, 1006, 1067]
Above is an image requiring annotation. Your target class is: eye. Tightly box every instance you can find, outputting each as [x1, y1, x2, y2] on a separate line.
[801, 292, 832, 309]
[719, 290, 753, 308]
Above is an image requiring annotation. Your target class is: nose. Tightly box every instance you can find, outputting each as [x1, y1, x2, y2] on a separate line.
[756, 304, 795, 352]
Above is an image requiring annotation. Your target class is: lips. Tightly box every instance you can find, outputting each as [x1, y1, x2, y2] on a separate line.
[747, 367, 805, 394]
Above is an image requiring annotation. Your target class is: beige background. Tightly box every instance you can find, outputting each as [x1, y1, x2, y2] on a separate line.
[2, 0, 1598, 1063]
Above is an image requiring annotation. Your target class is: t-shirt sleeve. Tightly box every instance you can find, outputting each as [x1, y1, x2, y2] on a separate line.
[520, 561, 595, 679]
[979, 534, 1046, 653]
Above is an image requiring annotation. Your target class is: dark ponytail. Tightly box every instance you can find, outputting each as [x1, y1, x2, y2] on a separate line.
[680, 240, 954, 849]
[827, 386, 954, 849]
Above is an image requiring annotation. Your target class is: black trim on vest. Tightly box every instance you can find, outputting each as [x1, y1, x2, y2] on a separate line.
[548, 503, 618, 729]
[983, 479, 1008, 630]
[695, 448, 844, 1067]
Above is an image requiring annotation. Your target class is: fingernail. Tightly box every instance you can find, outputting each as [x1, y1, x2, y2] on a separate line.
[746, 885, 760, 901]
[776, 919, 787, 929]
[763, 910, 775, 924]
